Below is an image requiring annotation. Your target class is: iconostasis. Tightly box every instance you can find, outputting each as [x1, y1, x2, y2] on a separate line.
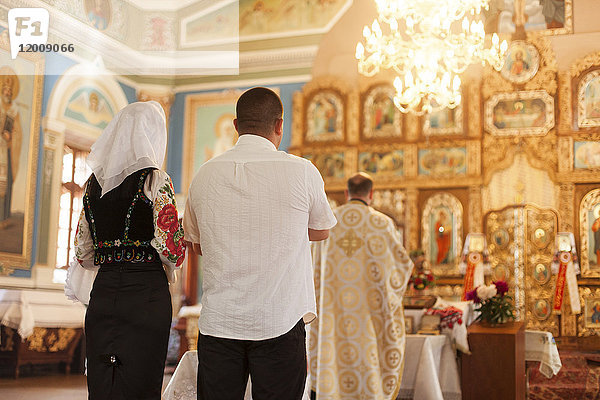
[289, 32, 600, 340]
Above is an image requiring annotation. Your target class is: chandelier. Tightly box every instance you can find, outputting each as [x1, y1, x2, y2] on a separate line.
[355, 0, 508, 115]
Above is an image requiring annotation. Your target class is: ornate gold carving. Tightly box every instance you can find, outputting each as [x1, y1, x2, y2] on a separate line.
[431, 285, 464, 298]
[558, 70, 572, 134]
[291, 91, 304, 149]
[469, 186, 483, 233]
[577, 287, 600, 337]
[485, 207, 521, 319]
[372, 189, 406, 227]
[467, 81, 481, 138]
[421, 193, 463, 276]
[406, 188, 419, 251]
[404, 144, 418, 178]
[25, 328, 77, 352]
[302, 146, 357, 192]
[137, 90, 174, 122]
[558, 183, 575, 233]
[579, 189, 600, 277]
[524, 205, 559, 335]
[466, 140, 481, 176]
[1, 326, 15, 351]
[405, 113, 419, 142]
[482, 135, 558, 185]
[557, 136, 573, 173]
[570, 51, 600, 80]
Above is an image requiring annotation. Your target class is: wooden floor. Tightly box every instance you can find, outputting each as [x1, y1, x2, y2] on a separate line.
[0, 372, 173, 400]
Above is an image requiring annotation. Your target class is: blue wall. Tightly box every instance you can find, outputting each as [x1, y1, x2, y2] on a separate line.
[167, 82, 306, 193]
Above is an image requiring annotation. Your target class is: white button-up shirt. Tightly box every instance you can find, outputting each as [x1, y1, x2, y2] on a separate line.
[183, 134, 336, 340]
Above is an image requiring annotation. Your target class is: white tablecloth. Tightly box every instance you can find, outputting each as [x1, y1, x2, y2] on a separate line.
[163, 335, 461, 400]
[398, 335, 461, 400]
[525, 330, 562, 378]
[0, 289, 86, 339]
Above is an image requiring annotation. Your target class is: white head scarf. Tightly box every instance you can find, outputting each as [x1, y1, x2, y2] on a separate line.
[86, 101, 167, 197]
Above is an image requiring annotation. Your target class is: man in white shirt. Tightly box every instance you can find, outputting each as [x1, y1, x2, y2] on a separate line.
[183, 87, 337, 400]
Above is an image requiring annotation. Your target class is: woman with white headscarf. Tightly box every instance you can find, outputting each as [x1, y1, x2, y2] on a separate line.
[70, 101, 185, 399]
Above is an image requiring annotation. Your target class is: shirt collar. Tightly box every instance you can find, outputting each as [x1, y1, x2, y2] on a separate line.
[235, 134, 277, 151]
[349, 198, 369, 206]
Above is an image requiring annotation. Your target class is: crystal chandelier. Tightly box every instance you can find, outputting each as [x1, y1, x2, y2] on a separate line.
[355, 0, 508, 115]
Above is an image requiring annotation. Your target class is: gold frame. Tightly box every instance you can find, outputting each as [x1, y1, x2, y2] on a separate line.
[579, 188, 600, 277]
[357, 143, 413, 185]
[421, 192, 463, 276]
[360, 83, 402, 140]
[577, 69, 600, 128]
[0, 45, 44, 273]
[578, 287, 600, 336]
[182, 89, 243, 192]
[305, 89, 345, 143]
[299, 146, 356, 191]
[422, 102, 464, 136]
[500, 40, 540, 84]
[484, 90, 555, 137]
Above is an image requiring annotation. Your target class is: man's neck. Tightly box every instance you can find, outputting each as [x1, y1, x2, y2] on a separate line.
[348, 198, 369, 206]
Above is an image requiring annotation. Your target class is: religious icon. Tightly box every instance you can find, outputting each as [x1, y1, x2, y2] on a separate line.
[306, 91, 344, 142]
[482, 0, 572, 36]
[422, 193, 463, 273]
[579, 189, 600, 276]
[533, 263, 550, 284]
[533, 299, 551, 320]
[363, 85, 401, 139]
[84, 0, 111, 31]
[0, 47, 43, 271]
[434, 209, 452, 265]
[532, 228, 551, 248]
[574, 141, 600, 169]
[304, 152, 345, 179]
[423, 103, 463, 136]
[585, 298, 600, 328]
[491, 229, 510, 249]
[493, 264, 510, 281]
[418, 147, 467, 176]
[578, 70, 600, 128]
[501, 41, 540, 84]
[592, 205, 600, 266]
[204, 113, 237, 161]
[485, 90, 555, 136]
[404, 316, 414, 334]
[358, 150, 404, 177]
[64, 88, 114, 130]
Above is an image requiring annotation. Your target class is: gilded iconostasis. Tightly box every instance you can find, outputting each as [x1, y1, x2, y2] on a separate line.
[1, 0, 600, 343]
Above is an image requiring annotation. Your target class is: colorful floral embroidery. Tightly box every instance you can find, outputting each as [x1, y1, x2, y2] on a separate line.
[153, 177, 185, 267]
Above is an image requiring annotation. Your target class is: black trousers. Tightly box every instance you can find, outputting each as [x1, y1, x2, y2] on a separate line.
[197, 319, 307, 400]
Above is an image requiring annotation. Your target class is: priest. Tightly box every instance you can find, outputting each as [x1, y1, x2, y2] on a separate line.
[309, 172, 413, 400]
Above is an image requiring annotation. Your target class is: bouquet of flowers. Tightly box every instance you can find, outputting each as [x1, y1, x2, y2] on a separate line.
[410, 271, 436, 290]
[466, 280, 515, 325]
[409, 249, 436, 291]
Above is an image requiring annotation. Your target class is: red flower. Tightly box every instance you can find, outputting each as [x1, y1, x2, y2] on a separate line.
[494, 280, 509, 297]
[427, 274, 434, 281]
[415, 277, 423, 285]
[466, 288, 480, 303]
[157, 204, 179, 233]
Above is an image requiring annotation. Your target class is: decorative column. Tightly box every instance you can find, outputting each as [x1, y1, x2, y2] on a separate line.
[558, 183, 577, 336]
[469, 186, 483, 233]
[137, 90, 175, 123]
[406, 188, 419, 251]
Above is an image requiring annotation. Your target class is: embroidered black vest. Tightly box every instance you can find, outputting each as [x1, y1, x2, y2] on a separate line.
[84, 168, 160, 265]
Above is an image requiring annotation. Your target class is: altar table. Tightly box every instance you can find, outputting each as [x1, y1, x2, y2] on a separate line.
[163, 334, 462, 400]
[0, 289, 86, 377]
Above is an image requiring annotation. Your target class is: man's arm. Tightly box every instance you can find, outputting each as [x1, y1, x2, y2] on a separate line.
[309, 228, 329, 241]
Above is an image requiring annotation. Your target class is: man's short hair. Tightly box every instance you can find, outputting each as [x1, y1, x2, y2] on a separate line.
[347, 172, 373, 197]
[236, 87, 283, 136]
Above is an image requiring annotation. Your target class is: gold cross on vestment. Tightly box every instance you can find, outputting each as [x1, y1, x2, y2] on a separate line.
[337, 229, 364, 257]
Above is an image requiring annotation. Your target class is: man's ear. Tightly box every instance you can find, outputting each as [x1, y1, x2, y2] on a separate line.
[233, 118, 239, 133]
[274, 118, 283, 137]
[344, 189, 349, 201]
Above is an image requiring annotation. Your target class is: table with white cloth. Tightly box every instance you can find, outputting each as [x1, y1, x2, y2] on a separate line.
[0, 289, 87, 377]
[525, 330, 562, 378]
[163, 334, 462, 400]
